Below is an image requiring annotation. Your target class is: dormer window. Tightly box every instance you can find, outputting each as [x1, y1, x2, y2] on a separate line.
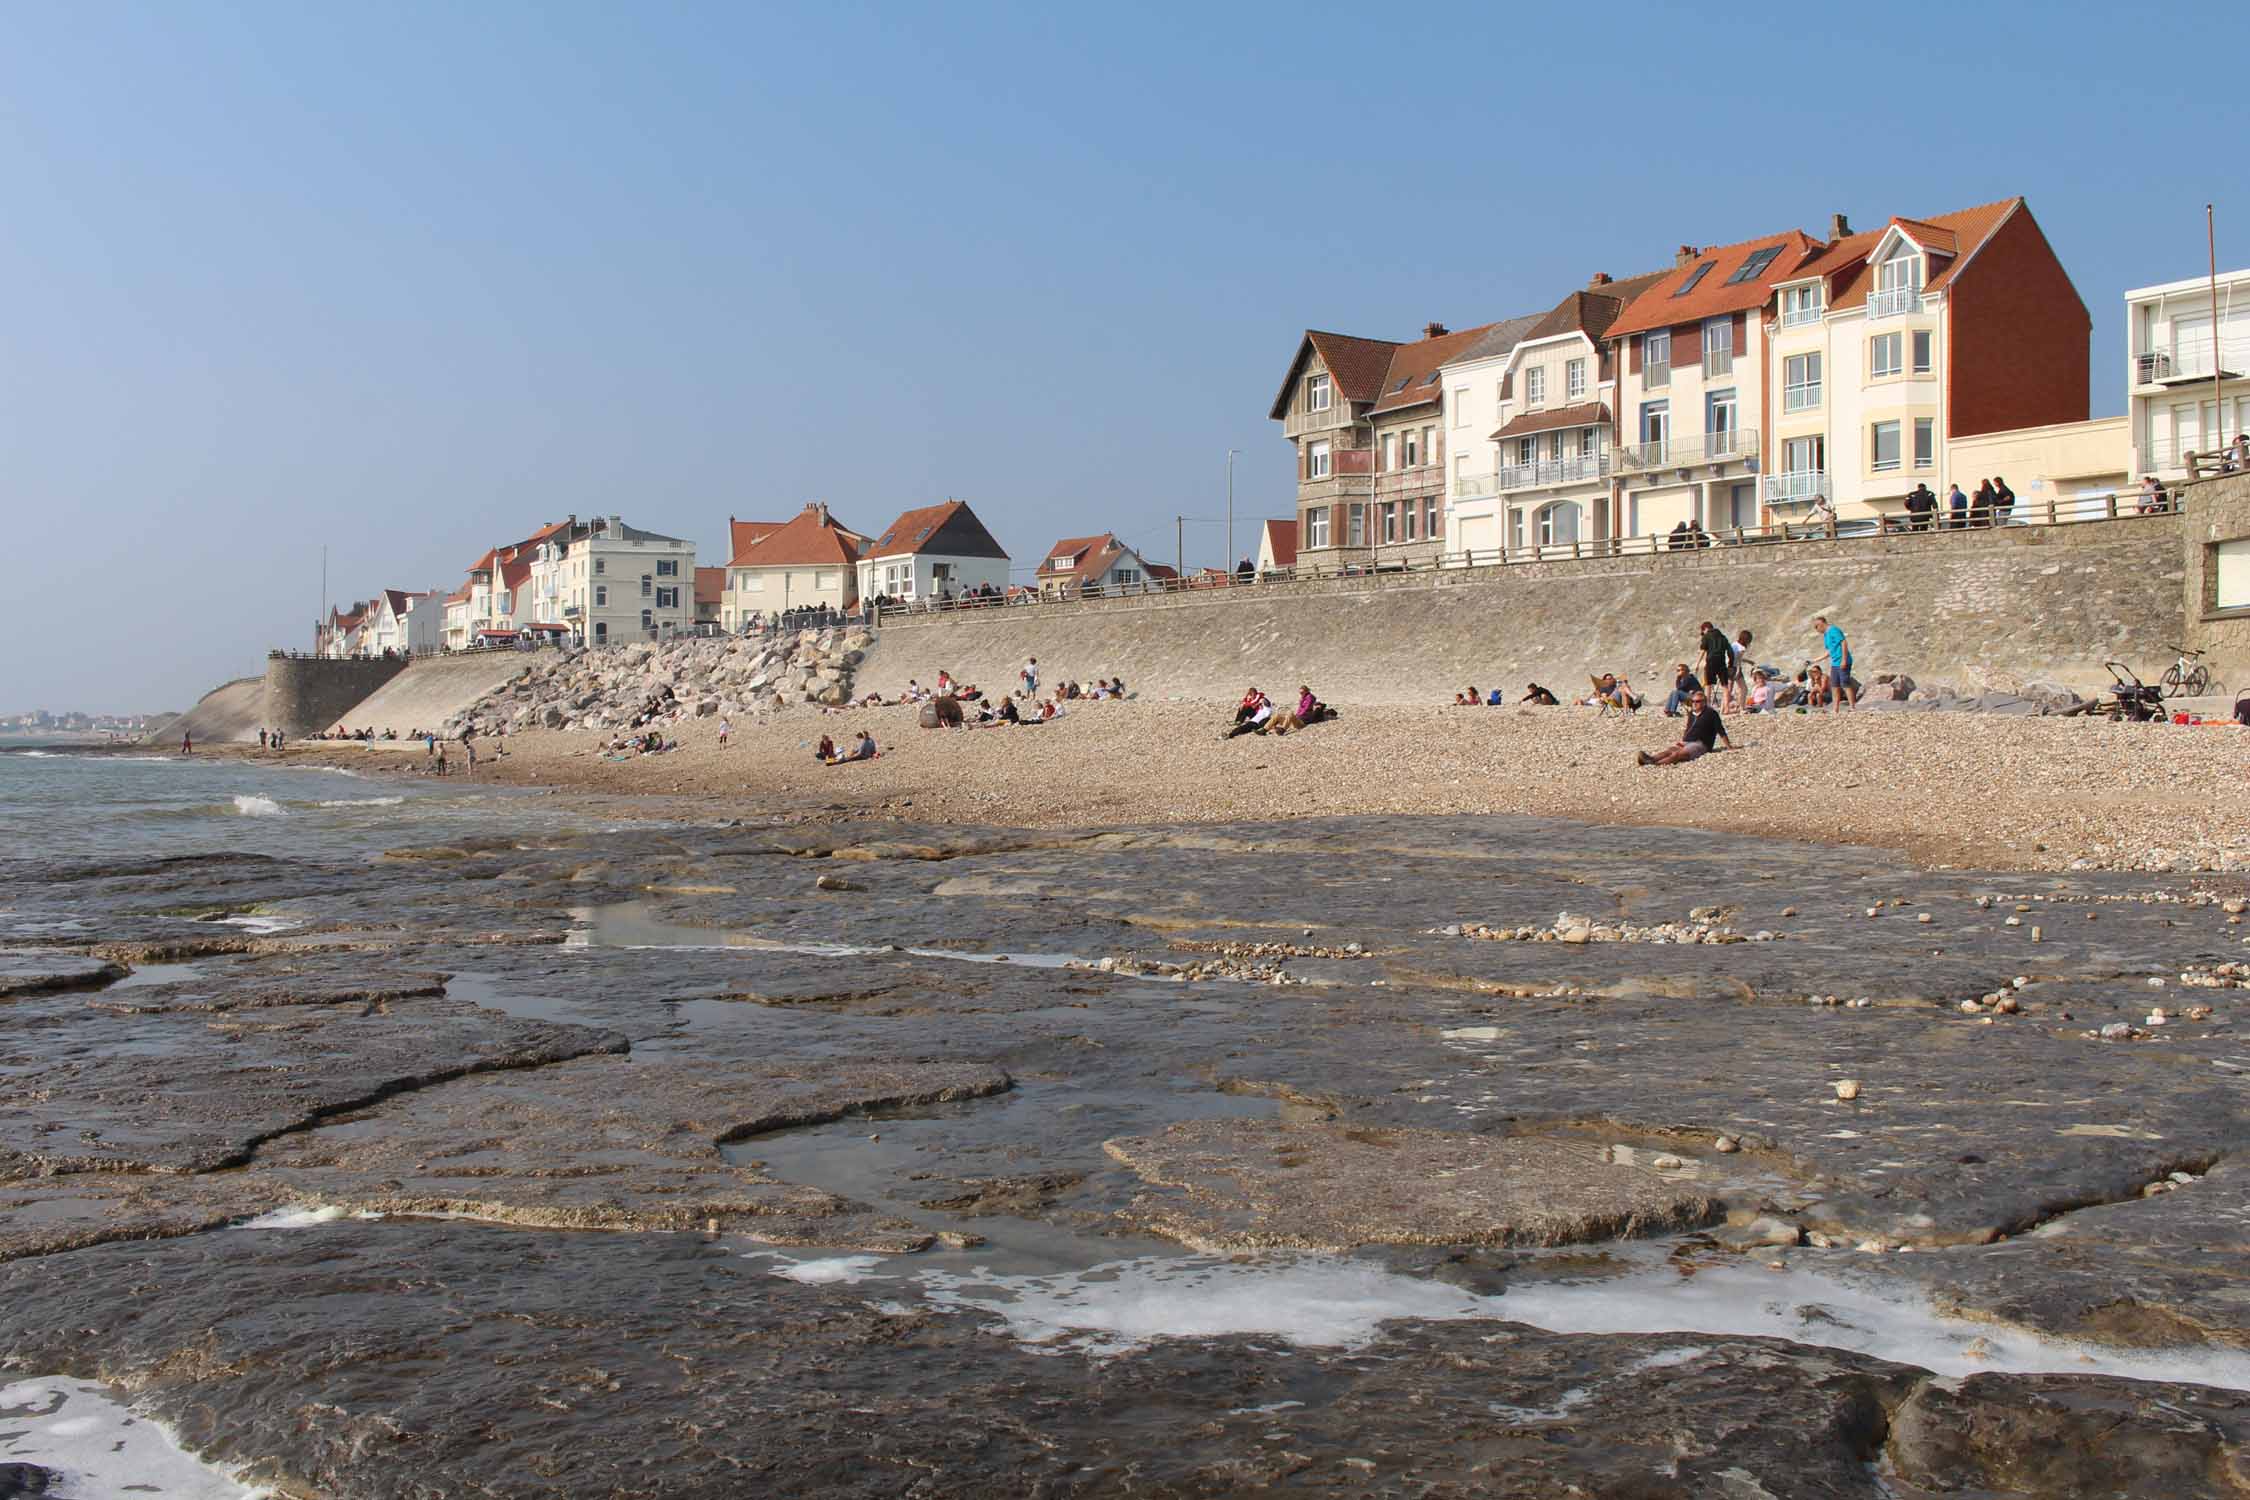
[1872, 244, 1924, 318]
[1780, 283, 1825, 327]
[1525, 367, 1546, 406]
[1305, 373, 1331, 413]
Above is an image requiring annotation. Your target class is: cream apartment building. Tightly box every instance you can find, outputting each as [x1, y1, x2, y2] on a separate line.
[723, 502, 865, 623]
[2126, 266, 2250, 480]
[530, 516, 697, 645]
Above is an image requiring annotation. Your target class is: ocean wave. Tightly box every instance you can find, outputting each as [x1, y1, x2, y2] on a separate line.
[232, 794, 287, 817]
[316, 796, 405, 808]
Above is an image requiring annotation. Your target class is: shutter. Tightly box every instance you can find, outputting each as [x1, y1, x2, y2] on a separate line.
[1733, 312, 1748, 354]
[1629, 336, 1642, 375]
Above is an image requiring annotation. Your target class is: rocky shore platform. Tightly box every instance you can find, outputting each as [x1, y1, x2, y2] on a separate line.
[6, 812, 2250, 1495]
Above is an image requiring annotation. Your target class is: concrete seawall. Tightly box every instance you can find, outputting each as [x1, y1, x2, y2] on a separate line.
[861, 515, 2189, 706]
[335, 652, 540, 736]
[159, 676, 268, 745]
[265, 656, 410, 736]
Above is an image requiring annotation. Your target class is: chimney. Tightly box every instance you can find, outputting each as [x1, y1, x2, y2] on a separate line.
[1829, 212, 1851, 241]
[817, 501, 830, 524]
[1675, 244, 1699, 266]
[1588, 272, 1611, 287]
[1423, 322, 1448, 340]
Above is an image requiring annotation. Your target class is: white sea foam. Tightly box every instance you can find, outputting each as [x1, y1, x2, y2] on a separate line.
[316, 796, 404, 807]
[215, 913, 300, 934]
[769, 1255, 888, 1285]
[0, 1375, 266, 1499]
[234, 1205, 379, 1229]
[231, 794, 286, 817]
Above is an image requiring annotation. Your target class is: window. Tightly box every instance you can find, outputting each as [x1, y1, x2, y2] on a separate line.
[1509, 507, 1526, 550]
[594, 585, 608, 606]
[1783, 353, 1822, 412]
[1305, 373, 1331, 413]
[1673, 263, 1714, 297]
[1537, 502, 1580, 546]
[1381, 504, 1398, 544]
[594, 559, 604, 575]
[1639, 400, 1669, 452]
[1912, 330, 1933, 374]
[1644, 331, 1671, 388]
[1526, 367, 1547, 405]
[1566, 358, 1586, 400]
[1873, 246, 1923, 316]
[1782, 435, 1824, 476]
[1347, 504, 1365, 546]
[656, 559, 679, 577]
[1517, 437, 1535, 466]
[1423, 426, 1436, 464]
[594, 622, 607, 643]
[1453, 454, 1468, 481]
[1114, 567, 1141, 586]
[656, 586, 679, 609]
[641, 609, 653, 631]
[1381, 433, 1397, 470]
[1780, 283, 1824, 327]
[1706, 388, 1737, 444]
[1403, 496, 1418, 540]
[1306, 440, 1331, 478]
[1726, 246, 1784, 284]
[1703, 318, 1734, 377]
[1423, 496, 1440, 539]
[641, 575, 653, 597]
[1453, 389, 1470, 427]
[1403, 429, 1421, 467]
[2216, 539, 2250, 610]
[1871, 420, 1902, 472]
[736, 574, 760, 593]
[1306, 508, 1330, 548]
[1914, 417, 1935, 469]
[1872, 333, 1903, 378]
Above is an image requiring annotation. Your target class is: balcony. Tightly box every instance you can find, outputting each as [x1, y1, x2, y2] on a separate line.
[1455, 472, 1500, 499]
[1780, 304, 1824, 329]
[1282, 401, 1347, 439]
[1375, 464, 1443, 498]
[1616, 427, 1759, 472]
[1644, 362, 1671, 389]
[2134, 336, 2249, 385]
[1499, 452, 1612, 490]
[1869, 286, 1923, 319]
[1702, 348, 1734, 378]
[1763, 470, 1828, 506]
[1783, 383, 1823, 413]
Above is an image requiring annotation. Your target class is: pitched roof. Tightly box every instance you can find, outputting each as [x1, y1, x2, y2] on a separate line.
[863, 500, 1009, 561]
[694, 567, 725, 606]
[1491, 402, 1613, 441]
[498, 551, 532, 593]
[1268, 330, 1400, 419]
[730, 505, 864, 569]
[1607, 229, 1824, 337]
[1260, 518, 1298, 568]
[1829, 198, 2022, 308]
[445, 586, 470, 605]
[1034, 532, 1163, 583]
[1521, 269, 1673, 347]
[381, 589, 411, 617]
[1781, 228, 1883, 288]
[729, 518, 787, 560]
[1440, 312, 1547, 369]
[1369, 323, 1509, 416]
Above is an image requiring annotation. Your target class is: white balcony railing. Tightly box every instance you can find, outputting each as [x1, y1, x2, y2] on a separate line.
[1644, 362, 1671, 389]
[1869, 286, 1923, 319]
[1783, 383, 1823, 413]
[1763, 470, 1828, 505]
[1780, 304, 1824, 329]
[1499, 452, 1612, 490]
[1374, 464, 1444, 498]
[1616, 427, 1759, 471]
[2135, 335, 2250, 384]
[1702, 349, 1734, 378]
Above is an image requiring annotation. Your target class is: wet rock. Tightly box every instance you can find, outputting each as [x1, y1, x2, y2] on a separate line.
[1104, 1120, 1720, 1252]
[1887, 1370, 2250, 1498]
[0, 1465, 52, 1498]
[0, 950, 126, 998]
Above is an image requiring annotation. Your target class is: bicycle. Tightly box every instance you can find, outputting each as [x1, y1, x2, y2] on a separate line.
[2159, 645, 2214, 699]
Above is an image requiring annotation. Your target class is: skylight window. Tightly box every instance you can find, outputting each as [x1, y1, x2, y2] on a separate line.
[1394, 377, 1412, 392]
[1422, 372, 1440, 386]
[1673, 262, 1714, 296]
[1726, 246, 1784, 285]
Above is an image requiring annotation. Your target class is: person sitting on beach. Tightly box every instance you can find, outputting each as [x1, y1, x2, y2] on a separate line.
[1224, 689, 1273, 739]
[1520, 683, 1560, 706]
[1743, 668, 1776, 712]
[830, 729, 876, 763]
[815, 734, 836, 763]
[1578, 673, 1639, 712]
[1458, 686, 1480, 706]
[936, 670, 954, 695]
[1108, 676, 1126, 698]
[1279, 685, 1334, 732]
[1485, 687, 1504, 706]
[1638, 688, 1732, 767]
[1663, 663, 1702, 718]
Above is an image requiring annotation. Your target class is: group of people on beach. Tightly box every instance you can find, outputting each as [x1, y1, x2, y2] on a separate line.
[814, 730, 877, 765]
[1221, 685, 1337, 739]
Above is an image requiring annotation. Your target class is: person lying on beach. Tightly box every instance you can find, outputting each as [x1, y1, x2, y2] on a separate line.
[1520, 684, 1560, 706]
[1637, 689, 1732, 766]
[1224, 690, 1274, 738]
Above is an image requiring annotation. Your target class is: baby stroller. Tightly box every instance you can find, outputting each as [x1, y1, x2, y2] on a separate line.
[2101, 661, 2166, 723]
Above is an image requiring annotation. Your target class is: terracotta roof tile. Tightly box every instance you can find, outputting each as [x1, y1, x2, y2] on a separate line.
[1829, 198, 2021, 309]
[1369, 323, 1508, 416]
[1035, 533, 1119, 581]
[730, 506, 864, 569]
[694, 567, 724, 606]
[1261, 518, 1297, 568]
[728, 517, 787, 562]
[1491, 402, 1612, 441]
[863, 500, 1009, 560]
[1607, 230, 1824, 337]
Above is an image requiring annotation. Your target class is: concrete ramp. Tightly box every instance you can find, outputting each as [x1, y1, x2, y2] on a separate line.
[156, 677, 266, 745]
[337, 653, 536, 736]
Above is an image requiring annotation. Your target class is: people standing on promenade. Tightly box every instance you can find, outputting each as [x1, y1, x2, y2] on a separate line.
[1946, 484, 1968, 529]
[1992, 476, 2016, 526]
[1809, 494, 1838, 538]
[1972, 479, 1997, 527]
[1813, 616, 1856, 711]
[1903, 482, 1938, 530]
[2138, 475, 2168, 514]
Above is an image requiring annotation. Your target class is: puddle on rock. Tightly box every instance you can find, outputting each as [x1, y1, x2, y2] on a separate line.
[565, 901, 1093, 969]
[106, 961, 206, 990]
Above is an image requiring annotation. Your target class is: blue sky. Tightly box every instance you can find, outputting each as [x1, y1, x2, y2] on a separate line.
[4, 0, 2242, 711]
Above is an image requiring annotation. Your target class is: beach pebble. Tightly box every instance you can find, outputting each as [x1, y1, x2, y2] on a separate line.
[1713, 1134, 1741, 1154]
[1651, 1154, 1686, 1170]
[2004, 916, 2022, 927]
[1832, 1079, 1862, 1101]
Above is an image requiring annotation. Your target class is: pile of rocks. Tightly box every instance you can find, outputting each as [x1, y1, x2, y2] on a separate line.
[1446, 909, 1779, 946]
[444, 628, 871, 738]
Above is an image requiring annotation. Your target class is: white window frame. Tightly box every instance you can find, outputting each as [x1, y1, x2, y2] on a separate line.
[1871, 420, 1902, 472]
[1783, 352, 1822, 412]
[1380, 503, 1398, 545]
[1565, 358, 1586, 400]
[1452, 388, 1470, 427]
[1306, 440, 1332, 479]
[1871, 333, 1903, 379]
[1702, 318, 1734, 377]
[1403, 429, 1421, 467]
[1525, 367, 1546, 406]
[1381, 433, 1397, 470]
[1912, 330, 1933, 374]
[1306, 508, 1330, 548]
[1644, 330, 1671, 388]
[1305, 373, 1331, 413]
[1780, 283, 1825, 328]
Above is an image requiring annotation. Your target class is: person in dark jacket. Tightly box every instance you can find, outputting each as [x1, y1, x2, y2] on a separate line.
[1698, 620, 1733, 704]
[1991, 476, 2016, 525]
[1972, 479, 1996, 527]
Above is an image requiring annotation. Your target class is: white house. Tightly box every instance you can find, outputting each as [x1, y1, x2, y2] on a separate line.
[2126, 265, 2250, 480]
[527, 515, 699, 646]
[365, 589, 444, 656]
[856, 500, 1011, 604]
[1032, 532, 1177, 595]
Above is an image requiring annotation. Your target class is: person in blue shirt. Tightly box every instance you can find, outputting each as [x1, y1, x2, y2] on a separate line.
[1946, 484, 1968, 530]
[1485, 687, 1503, 705]
[1813, 615, 1856, 710]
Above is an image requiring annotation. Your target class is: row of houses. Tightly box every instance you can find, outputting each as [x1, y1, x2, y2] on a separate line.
[1269, 195, 2159, 567]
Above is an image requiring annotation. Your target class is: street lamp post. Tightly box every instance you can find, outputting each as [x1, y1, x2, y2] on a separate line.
[1226, 449, 1239, 573]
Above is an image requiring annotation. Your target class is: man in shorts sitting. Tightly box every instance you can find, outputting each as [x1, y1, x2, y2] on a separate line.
[1637, 688, 1731, 766]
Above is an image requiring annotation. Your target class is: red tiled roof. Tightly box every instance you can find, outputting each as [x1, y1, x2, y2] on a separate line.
[694, 567, 724, 606]
[498, 552, 531, 593]
[381, 589, 411, 617]
[1830, 199, 2022, 309]
[1035, 533, 1121, 581]
[1369, 323, 1504, 416]
[728, 517, 787, 561]
[1491, 402, 1613, 441]
[731, 506, 863, 569]
[1781, 229, 1883, 289]
[863, 499, 1007, 560]
[1607, 230, 1824, 338]
[445, 586, 471, 605]
[1260, 519, 1298, 568]
[1269, 330, 1400, 419]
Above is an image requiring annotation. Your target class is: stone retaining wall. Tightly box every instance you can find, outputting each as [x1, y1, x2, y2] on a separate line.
[263, 656, 410, 736]
[862, 515, 2189, 706]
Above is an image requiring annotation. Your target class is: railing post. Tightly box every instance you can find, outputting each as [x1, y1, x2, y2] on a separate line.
[2106, 492, 2118, 521]
[2044, 495, 2055, 527]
